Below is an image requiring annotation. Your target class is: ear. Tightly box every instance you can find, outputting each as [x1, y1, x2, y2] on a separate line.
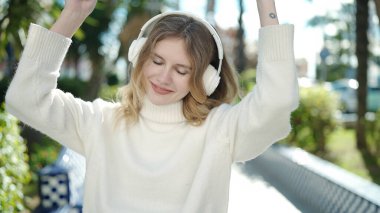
[128, 37, 148, 66]
[203, 65, 220, 96]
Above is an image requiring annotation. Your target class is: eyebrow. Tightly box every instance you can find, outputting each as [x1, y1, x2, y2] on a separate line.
[152, 53, 192, 70]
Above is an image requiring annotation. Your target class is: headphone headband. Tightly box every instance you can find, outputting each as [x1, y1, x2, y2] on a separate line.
[137, 11, 224, 74]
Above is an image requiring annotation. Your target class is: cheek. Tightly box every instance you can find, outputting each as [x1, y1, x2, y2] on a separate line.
[141, 64, 150, 78]
[142, 63, 155, 82]
[142, 69, 149, 82]
[142, 61, 162, 79]
[141, 65, 152, 89]
[178, 77, 191, 92]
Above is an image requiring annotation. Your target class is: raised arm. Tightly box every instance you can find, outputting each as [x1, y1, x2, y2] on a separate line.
[51, 0, 97, 37]
[256, 0, 279, 27]
[210, 0, 299, 162]
[5, 0, 103, 155]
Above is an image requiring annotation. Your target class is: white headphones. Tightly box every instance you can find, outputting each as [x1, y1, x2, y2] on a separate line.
[127, 11, 224, 96]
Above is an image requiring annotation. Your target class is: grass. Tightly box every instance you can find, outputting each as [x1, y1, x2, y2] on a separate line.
[325, 127, 373, 182]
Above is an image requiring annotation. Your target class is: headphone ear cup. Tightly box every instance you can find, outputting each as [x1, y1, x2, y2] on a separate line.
[128, 37, 147, 66]
[203, 65, 220, 96]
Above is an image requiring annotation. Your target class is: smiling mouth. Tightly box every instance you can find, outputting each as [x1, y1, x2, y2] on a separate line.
[151, 82, 173, 95]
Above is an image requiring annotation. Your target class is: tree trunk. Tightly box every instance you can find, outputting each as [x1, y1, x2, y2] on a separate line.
[84, 58, 104, 101]
[355, 0, 380, 184]
[21, 126, 43, 160]
[235, 0, 247, 73]
[355, 0, 369, 151]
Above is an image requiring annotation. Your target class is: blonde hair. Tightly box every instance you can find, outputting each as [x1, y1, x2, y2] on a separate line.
[117, 14, 239, 126]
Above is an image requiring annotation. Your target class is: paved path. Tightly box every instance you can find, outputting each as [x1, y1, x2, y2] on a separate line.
[228, 163, 300, 213]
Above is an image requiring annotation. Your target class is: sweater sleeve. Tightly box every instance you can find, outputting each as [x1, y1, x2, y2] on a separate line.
[5, 24, 106, 156]
[215, 24, 299, 162]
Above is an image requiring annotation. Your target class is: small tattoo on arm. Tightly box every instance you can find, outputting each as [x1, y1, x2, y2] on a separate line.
[269, 12, 277, 19]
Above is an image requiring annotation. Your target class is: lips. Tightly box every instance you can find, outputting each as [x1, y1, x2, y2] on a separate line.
[151, 82, 173, 95]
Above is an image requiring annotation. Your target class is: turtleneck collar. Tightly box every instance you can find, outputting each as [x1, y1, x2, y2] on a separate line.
[140, 97, 186, 124]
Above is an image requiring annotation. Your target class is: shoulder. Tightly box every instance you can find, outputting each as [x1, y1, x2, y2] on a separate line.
[206, 102, 234, 121]
[92, 98, 121, 113]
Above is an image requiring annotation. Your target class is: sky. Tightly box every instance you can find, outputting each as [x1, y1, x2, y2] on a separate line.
[178, 0, 353, 79]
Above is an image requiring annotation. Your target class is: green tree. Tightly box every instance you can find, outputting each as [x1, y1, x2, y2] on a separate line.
[308, 3, 355, 82]
[75, 0, 122, 101]
[0, 0, 59, 77]
[308, 0, 380, 183]
[285, 85, 339, 155]
[0, 0, 63, 163]
[0, 104, 31, 212]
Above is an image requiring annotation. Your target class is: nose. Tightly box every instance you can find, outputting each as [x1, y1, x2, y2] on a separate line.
[157, 66, 172, 84]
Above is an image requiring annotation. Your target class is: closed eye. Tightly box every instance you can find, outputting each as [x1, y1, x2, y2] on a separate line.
[151, 55, 164, 65]
[176, 69, 189, 75]
[153, 60, 163, 65]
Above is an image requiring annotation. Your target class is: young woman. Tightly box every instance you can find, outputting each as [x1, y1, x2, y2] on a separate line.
[5, 0, 299, 212]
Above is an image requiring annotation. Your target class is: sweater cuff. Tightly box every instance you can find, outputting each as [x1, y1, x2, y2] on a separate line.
[258, 24, 294, 61]
[22, 23, 72, 69]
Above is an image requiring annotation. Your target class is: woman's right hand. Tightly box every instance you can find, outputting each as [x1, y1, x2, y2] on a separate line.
[51, 0, 97, 38]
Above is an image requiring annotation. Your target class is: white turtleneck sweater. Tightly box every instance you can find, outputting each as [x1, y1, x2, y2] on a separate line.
[5, 23, 298, 213]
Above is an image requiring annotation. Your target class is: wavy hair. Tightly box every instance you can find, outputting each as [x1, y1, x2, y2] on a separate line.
[116, 14, 239, 126]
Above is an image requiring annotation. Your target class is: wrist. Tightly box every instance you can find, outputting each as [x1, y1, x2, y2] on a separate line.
[50, 10, 87, 38]
[256, 0, 279, 27]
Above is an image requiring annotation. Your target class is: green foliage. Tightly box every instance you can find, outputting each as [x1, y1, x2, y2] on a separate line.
[0, 0, 41, 59]
[28, 136, 61, 193]
[29, 136, 60, 173]
[238, 68, 256, 97]
[308, 3, 357, 81]
[99, 84, 119, 102]
[106, 72, 120, 86]
[57, 77, 88, 99]
[316, 63, 351, 82]
[0, 77, 11, 104]
[367, 109, 380, 157]
[284, 85, 340, 155]
[0, 104, 31, 212]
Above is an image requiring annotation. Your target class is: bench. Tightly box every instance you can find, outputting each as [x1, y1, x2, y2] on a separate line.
[239, 144, 380, 213]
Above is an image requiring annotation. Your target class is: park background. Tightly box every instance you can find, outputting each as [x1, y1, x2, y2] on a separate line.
[1, 0, 380, 212]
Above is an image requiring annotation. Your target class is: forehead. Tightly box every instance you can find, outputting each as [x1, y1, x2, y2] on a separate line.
[153, 37, 192, 67]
